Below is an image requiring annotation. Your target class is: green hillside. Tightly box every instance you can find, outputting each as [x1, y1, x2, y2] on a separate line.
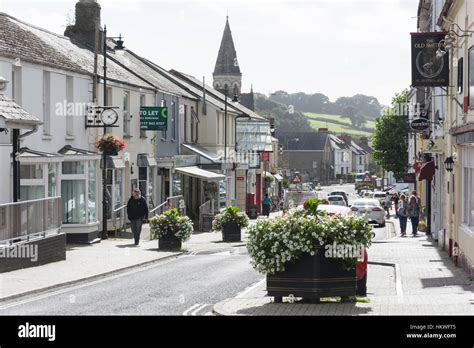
[303, 112, 375, 137]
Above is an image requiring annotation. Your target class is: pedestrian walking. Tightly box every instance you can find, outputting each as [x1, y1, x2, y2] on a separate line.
[407, 195, 421, 237]
[262, 194, 272, 217]
[384, 192, 392, 218]
[127, 188, 149, 246]
[397, 194, 408, 236]
[393, 192, 399, 219]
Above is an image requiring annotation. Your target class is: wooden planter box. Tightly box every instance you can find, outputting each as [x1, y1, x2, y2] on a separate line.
[158, 231, 182, 250]
[222, 223, 241, 242]
[267, 247, 356, 302]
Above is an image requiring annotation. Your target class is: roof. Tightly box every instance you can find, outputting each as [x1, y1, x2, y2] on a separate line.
[213, 17, 241, 76]
[0, 94, 42, 129]
[107, 46, 197, 99]
[276, 132, 329, 151]
[357, 140, 373, 154]
[349, 141, 368, 156]
[0, 13, 155, 90]
[328, 134, 352, 150]
[170, 69, 266, 120]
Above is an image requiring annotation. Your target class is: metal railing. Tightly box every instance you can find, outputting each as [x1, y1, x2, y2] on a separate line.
[112, 202, 127, 237]
[0, 196, 62, 245]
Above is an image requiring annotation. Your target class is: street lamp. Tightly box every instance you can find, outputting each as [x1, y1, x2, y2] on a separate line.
[444, 156, 454, 172]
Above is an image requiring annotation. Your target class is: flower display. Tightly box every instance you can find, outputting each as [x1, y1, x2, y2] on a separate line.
[95, 134, 125, 153]
[212, 206, 249, 232]
[246, 211, 372, 275]
[149, 208, 194, 242]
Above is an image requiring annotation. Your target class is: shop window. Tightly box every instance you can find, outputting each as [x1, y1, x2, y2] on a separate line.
[62, 180, 86, 224]
[138, 166, 148, 198]
[458, 57, 463, 94]
[62, 161, 84, 175]
[88, 161, 97, 222]
[48, 163, 57, 197]
[20, 186, 45, 201]
[20, 164, 43, 179]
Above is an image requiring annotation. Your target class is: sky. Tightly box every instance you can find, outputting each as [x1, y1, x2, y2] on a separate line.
[0, 0, 418, 105]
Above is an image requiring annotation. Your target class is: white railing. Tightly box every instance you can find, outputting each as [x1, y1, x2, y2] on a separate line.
[112, 202, 127, 237]
[0, 196, 62, 245]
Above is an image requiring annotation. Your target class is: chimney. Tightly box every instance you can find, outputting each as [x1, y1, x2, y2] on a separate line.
[318, 128, 329, 133]
[339, 135, 352, 145]
[359, 137, 369, 145]
[64, 0, 101, 48]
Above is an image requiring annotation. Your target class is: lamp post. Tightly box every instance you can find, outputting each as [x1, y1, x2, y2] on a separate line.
[444, 156, 454, 172]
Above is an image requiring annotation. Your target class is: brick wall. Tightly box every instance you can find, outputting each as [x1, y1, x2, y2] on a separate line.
[0, 233, 66, 273]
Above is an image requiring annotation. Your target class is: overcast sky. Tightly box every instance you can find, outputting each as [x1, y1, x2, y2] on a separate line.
[0, 0, 418, 105]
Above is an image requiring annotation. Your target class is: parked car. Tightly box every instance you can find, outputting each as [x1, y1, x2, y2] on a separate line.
[327, 195, 347, 206]
[317, 203, 368, 297]
[350, 198, 386, 227]
[329, 191, 348, 205]
[372, 191, 387, 206]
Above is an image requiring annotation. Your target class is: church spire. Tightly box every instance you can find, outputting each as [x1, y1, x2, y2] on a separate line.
[213, 17, 242, 95]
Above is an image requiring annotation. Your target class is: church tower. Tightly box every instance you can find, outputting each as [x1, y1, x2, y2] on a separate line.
[213, 17, 242, 96]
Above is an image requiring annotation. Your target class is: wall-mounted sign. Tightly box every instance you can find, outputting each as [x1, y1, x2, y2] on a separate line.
[140, 107, 168, 131]
[410, 118, 430, 132]
[261, 152, 270, 161]
[411, 32, 449, 87]
[402, 173, 416, 183]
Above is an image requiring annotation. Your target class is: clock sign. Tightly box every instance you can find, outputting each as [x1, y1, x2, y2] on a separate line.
[100, 108, 119, 126]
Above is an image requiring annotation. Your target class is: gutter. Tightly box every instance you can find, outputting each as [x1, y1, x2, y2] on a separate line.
[437, 0, 455, 27]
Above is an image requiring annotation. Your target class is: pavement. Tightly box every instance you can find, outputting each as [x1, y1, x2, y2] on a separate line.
[213, 216, 474, 316]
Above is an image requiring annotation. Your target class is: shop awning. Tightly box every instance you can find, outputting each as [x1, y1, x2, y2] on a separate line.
[175, 166, 225, 181]
[263, 171, 273, 178]
[418, 160, 435, 181]
[181, 143, 222, 163]
[137, 154, 157, 167]
[106, 157, 125, 169]
[273, 174, 284, 182]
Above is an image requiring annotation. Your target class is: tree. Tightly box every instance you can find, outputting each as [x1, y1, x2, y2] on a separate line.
[371, 90, 409, 180]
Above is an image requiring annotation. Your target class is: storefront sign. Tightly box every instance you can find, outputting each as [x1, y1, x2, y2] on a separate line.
[402, 173, 416, 183]
[410, 118, 430, 132]
[236, 176, 245, 181]
[411, 32, 449, 87]
[140, 107, 168, 131]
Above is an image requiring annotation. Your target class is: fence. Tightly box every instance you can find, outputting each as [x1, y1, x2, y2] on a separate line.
[0, 196, 62, 245]
[199, 200, 213, 231]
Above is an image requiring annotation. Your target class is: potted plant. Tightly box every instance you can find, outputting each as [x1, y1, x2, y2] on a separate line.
[247, 204, 258, 219]
[149, 208, 193, 250]
[418, 220, 427, 233]
[212, 206, 249, 242]
[246, 199, 372, 302]
[96, 134, 125, 156]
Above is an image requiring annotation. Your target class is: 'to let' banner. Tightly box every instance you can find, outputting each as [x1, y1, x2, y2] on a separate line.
[411, 32, 449, 87]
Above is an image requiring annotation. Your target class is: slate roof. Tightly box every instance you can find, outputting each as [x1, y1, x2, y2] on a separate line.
[358, 141, 374, 154]
[276, 132, 329, 151]
[0, 13, 155, 90]
[328, 134, 352, 150]
[0, 94, 42, 127]
[213, 18, 241, 76]
[349, 141, 368, 156]
[169, 69, 266, 120]
[106, 46, 197, 99]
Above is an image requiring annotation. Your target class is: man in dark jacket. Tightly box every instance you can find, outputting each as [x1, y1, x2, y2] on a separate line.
[127, 188, 149, 245]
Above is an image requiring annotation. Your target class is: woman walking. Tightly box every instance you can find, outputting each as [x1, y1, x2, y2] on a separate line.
[397, 194, 408, 236]
[407, 195, 421, 237]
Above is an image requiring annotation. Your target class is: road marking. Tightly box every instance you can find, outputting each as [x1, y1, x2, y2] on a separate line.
[191, 303, 208, 316]
[394, 264, 404, 297]
[182, 303, 201, 316]
[235, 278, 265, 298]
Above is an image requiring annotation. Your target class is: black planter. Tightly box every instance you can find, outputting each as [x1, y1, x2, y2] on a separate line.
[222, 223, 241, 242]
[248, 206, 258, 220]
[267, 247, 356, 302]
[103, 148, 118, 156]
[158, 231, 182, 250]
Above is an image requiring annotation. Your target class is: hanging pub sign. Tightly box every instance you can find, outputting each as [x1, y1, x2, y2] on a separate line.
[411, 32, 449, 87]
[402, 173, 416, 183]
[140, 107, 168, 131]
[410, 118, 430, 132]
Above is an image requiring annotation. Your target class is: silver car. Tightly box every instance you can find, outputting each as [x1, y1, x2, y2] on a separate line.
[327, 195, 347, 206]
[350, 198, 386, 227]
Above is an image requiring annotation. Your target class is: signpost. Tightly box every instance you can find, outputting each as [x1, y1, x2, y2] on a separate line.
[140, 107, 168, 131]
[410, 118, 430, 132]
